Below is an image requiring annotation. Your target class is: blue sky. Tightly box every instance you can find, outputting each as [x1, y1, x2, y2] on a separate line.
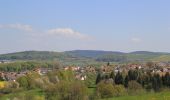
[0, 0, 170, 54]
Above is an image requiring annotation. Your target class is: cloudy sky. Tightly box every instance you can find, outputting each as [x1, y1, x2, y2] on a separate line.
[0, 0, 170, 54]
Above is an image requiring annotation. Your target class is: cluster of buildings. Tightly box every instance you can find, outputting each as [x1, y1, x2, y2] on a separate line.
[1, 62, 170, 82]
[0, 60, 12, 64]
[0, 68, 53, 81]
[0, 71, 28, 81]
[113, 62, 170, 76]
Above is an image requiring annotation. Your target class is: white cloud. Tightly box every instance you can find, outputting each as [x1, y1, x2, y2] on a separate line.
[0, 23, 91, 40]
[47, 28, 90, 39]
[0, 23, 33, 32]
[131, 37, 141, 43]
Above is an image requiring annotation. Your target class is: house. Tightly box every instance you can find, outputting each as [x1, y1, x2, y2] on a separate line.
[0, 60, 12, 64]
[85, 66, 96, 73]
[4, 72, 17, 81]
[75, 74, 87, 81]
[0, 72, 5, 80]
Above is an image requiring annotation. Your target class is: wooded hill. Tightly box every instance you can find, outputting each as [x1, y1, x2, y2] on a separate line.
[0, 50, 170, 62]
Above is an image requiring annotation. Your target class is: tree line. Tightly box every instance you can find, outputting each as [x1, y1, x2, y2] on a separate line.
[0, 61, 60, 72]
[95, 69, 170, 98]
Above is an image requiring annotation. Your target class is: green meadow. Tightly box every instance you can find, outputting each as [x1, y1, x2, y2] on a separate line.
[102, 91, 170, 100]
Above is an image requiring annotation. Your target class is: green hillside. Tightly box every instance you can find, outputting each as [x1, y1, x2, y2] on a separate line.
[151, 55, 170, 62]
[0, 50, 170, 62]
[0, 51, 70, 60]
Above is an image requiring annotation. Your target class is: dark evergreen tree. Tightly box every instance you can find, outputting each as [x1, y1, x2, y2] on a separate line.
[124, 75, 129, 87]
[110, 71, 115, 80]
[105, 74, 109, 80]
[152, 74, 162, 92]
[115, 71, 124, 85]
[96, 73, 102, 84]
[162, 72, 170, 87]
[137, 76, 144, 87]
[107, 62, 110, 66]
[128, 70, 138, 81]
[137, 75, 142, 84]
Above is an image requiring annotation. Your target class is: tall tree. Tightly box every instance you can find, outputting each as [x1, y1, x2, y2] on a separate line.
[96, 73, 102, 84]
[152, 74, 162, 92]
[124, 75, 129, 88]
[110, 71, 115, 80]
[162, 72, 170, 87]
[128, 70, 138, 81]
[115, 71, 124, 85]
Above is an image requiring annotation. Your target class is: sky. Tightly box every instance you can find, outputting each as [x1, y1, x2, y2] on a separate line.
[0, 0, 170, 54]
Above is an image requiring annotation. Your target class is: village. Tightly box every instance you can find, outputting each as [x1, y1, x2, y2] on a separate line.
[1, 61, 170, 82]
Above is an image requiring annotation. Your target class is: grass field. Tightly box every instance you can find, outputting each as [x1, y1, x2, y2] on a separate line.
[102, 91, 170, 100]
[1, 88, 170, 100]
[0, 89, 44, 100]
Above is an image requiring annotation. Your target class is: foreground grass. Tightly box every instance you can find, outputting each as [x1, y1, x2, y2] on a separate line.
[0, 89, 44, 100]
[102, 91, 170, 100]
[1, 89, 170, 100]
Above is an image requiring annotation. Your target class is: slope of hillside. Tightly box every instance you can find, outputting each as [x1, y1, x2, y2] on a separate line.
[0, 50, 170, 62]
[0, 51, 70, 60]
[65, 50, 124, 58]
[125, 54, 161, 61]
[95, 54, 127, 62]
[151, 55, 170, 62]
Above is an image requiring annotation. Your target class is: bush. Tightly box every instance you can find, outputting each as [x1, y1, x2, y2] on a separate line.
[6, 81, 19, 89]
[96, 81, 127, 99]
[96, 81, 115, 98]
[45, 81, 88, 100]
[113, 85, 127, 97]
[69, 81, 88, 100]
[127, 81, 145, 95]
[17, 76, 29, 89]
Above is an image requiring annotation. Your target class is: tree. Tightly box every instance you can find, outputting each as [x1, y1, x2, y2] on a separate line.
[128, 70, 138, 81]
[124, 75, 129, 88]
[45, 81, 88, 100]
[137, 75, 144, 87]
[7, 81, 19, 89]
[16, 76, 29, 89]
[107, 62, 110, 66]
[162, 72, 170, 87]
[152, 74, 162, 92]
[115, 71, 124, 85]
[96, 73, 102, 84]
[96, 81, 126, 99]
[69, 81, 88, 100]
[45, 81, 68, 100]
[113, 85, 126, 97]
[47, 71, 60, 84]
[104, 74, 109, 80]
[127, 81, 144, 95]
[96, 81, 115, 98]
[110, 71, 115, 80]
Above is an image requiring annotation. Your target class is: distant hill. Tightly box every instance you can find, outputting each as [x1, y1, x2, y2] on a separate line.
[0, 50, 170, 62]
[0, 51, 71, 60]
[65, 50, 124, 58]
[129, 51, 168, 55]
[130, 51, 156, 55]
